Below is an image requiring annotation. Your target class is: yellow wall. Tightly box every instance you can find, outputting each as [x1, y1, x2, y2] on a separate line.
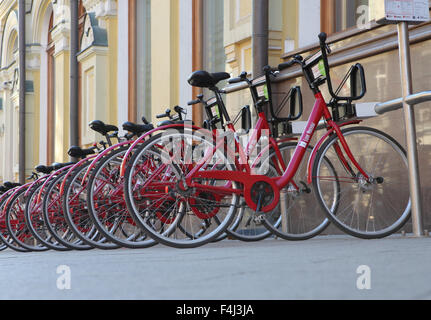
[0, 0, 304, 182]
[282, 0, 299, 51]
[53, 50, 70, 162]
[104, 15, 118, 127]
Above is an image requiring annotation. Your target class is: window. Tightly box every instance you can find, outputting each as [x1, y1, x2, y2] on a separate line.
[335, 0, 369, 32]
[136, 0, 151, 122]
[202, 0, 226, 73]
[128, 0, 151, 122]
[202, 0, 226, 105]
[321, 0, 369, 35]
[6, 32, 18, 66]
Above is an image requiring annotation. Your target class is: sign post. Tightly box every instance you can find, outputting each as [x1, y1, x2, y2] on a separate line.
[373, 0, 430, 237]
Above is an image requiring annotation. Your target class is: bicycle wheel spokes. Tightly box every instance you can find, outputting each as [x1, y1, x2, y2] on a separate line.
[124, 130, 239, 248]
[43, 173, 92, 250]
[63, 163, 118, 249]
[25, 183, 69, 251]
[87, 148, 156, 248]
[313, 127, 411, 238]
[6, 188, 48, 252]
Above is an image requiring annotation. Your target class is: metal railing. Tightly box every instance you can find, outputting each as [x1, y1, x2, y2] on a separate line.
[220, 22, 429, 237]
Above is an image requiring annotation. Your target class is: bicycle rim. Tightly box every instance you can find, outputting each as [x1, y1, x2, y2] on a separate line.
[313, 127, 411, 239]
[124, 130, 239, 248]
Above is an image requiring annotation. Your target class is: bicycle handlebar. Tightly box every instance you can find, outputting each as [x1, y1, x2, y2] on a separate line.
[228, 71, 250, 85]
[278, 54, 304, 71]
[156, 114, 169, 119]
[188, 99, 200, 106]
[188, 94, 204, 106]
[141, 116, 150, 125]
[318, 32, 327, 44]
[318, 32, 366, 101]
[156, 106, 187, 120]
[318, 32, 336, 99]
[278, 32, 365, 102]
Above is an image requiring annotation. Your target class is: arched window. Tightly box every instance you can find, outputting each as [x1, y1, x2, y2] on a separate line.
[6, 31, 18, 66]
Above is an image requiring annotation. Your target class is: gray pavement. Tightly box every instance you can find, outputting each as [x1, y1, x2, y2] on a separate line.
[0, 235, 430, 300]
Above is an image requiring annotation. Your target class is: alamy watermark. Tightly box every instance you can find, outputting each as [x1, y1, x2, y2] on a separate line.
[356, 265, 371, 290]
[357, 5, 372, 30]
[56, 265, 71, 290]
[159, 125, 271, 175]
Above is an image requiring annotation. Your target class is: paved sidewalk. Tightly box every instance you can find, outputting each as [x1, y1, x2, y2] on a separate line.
[0, 235, 430, 300]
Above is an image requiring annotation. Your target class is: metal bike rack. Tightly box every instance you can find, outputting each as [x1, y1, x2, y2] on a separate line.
[373, 1, 430, 237]
[221, 1, 429, 237]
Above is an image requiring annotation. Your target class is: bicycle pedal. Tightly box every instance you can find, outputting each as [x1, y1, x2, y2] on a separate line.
[253, 213, 265, 224]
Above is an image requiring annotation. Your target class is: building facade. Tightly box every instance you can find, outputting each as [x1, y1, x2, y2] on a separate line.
[0, 0, 430, 228]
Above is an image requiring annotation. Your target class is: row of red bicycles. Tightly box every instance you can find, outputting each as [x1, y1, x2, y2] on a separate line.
[0, 33, 412, 252]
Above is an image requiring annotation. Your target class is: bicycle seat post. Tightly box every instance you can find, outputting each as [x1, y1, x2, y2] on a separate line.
[210, 86, 232, 125]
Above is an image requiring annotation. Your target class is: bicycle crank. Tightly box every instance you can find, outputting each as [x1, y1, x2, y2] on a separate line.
[245, 179, 279, 213]
[189, 171, 280, 213]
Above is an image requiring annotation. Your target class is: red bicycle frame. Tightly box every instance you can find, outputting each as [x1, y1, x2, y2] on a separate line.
[183, 91, 370, 213]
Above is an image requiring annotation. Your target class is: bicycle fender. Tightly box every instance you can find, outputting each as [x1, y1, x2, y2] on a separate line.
[36, 165, 74, 204]
[2, 182, 32, 216]
[59, 156, 96, 196]
[81, 140, 133, 186]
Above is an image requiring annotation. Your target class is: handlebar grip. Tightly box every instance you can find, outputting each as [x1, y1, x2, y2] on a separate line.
[188, 99, 200, 106]
[141, 116, 149, 125]
[156, 114, 168, 119]
[228, 77, 245, 84]
[278, 60, 295, 71]
[263, 65, 279, 73]
[174, 106, 186, 114]
[318, 32, 327, 44]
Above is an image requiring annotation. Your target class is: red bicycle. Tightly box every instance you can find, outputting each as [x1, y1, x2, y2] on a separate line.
[123, 33, 410, 248]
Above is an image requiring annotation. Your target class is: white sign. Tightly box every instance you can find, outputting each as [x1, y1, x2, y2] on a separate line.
[374, 0, 430, 24]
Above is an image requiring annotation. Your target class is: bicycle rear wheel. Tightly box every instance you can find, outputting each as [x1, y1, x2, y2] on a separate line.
[312, 126, 410, 239]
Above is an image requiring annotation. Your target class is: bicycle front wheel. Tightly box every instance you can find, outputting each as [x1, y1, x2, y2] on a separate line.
[124, 129, 240, 248]
[312, 126, 411, 239]
[259, 142, 336, 241]
[87, 146, 157, 249]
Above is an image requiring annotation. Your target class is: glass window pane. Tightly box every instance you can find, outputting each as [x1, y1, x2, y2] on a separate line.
[136, 0, 151, 121]
[202, 0, 227, 106]
[202, 0, 226, 73]
[335, 0, 369, 33]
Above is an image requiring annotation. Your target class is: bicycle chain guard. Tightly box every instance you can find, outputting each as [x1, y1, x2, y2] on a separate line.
[245, 178, 279, 213]
[189, 171, 280, 214]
